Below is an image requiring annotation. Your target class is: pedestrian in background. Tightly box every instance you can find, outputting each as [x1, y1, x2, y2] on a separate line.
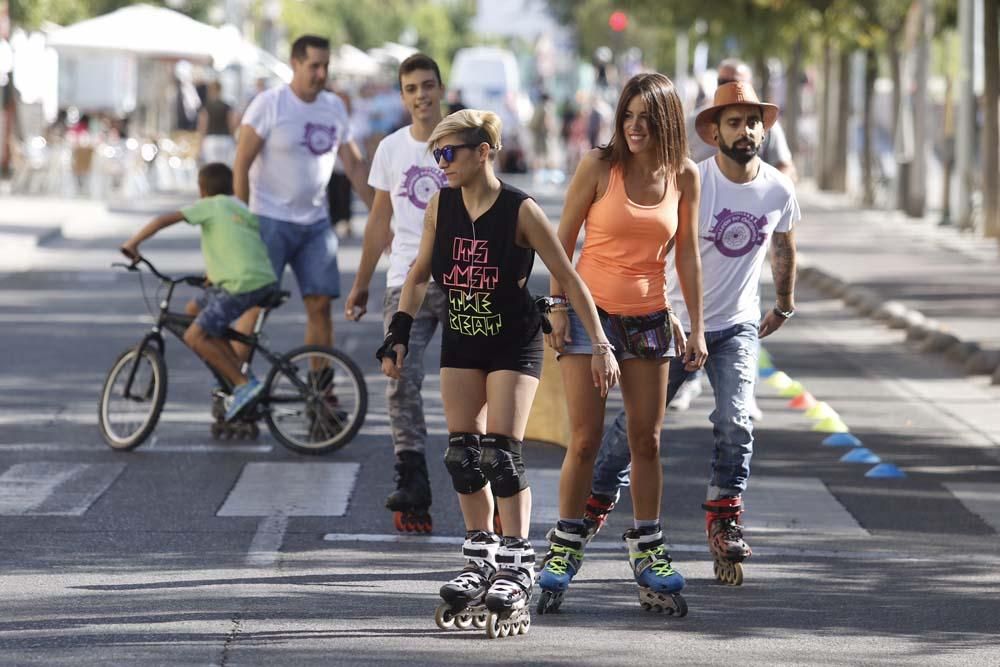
[537, 72, 706, 616]
[197, 81, 238, 166]
[233, 35, 373, 378]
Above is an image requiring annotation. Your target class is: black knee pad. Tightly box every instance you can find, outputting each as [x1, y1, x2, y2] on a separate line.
[443, 432, 487, 494]
[479, 433, 529, 498]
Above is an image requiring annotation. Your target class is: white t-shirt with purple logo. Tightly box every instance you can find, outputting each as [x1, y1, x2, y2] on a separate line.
[667, 156, 799, 332]
[242, 86, 353, 224]
[368, 125, 448, 288]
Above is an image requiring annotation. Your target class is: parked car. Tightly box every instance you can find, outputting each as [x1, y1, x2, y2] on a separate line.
[449, 47, 532, 172]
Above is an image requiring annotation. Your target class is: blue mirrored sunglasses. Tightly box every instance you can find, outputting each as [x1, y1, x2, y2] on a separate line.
[433, 143, 480, 163]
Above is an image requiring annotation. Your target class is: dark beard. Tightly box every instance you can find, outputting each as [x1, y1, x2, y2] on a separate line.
[719, 136, 759, 165]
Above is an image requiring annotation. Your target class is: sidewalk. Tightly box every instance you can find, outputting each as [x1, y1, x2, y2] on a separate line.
[793, 182, 1000, 384]
[0, 192, 199, 274]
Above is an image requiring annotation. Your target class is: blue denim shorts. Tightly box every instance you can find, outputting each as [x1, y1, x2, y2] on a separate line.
[559, 306, 674, 361]
[258, 215, 340, 297]
[194, 283, 278, 337]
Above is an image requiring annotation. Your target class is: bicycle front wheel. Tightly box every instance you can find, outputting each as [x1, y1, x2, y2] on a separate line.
[263, 345, 367, 455]
[98, 346, 167, 450]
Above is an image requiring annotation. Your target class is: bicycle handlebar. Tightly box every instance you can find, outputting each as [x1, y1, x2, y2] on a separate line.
[113, 253, 205, 287]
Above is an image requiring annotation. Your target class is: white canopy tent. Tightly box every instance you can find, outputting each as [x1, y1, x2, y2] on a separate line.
[46, 4, 291, 80]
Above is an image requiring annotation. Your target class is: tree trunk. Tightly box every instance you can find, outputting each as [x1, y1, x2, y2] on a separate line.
[785, 36, 804, 158]
[862, 48, 878, 207]
[831, 47, 851, 192]
[819, 35, 834, 190]
[754, 53, 770, 100]
[887, 35, 902, 151]
[983, 0, 1000, 238]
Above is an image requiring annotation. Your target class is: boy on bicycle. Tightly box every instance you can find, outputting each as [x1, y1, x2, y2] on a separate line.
[120, 163, 278, 421]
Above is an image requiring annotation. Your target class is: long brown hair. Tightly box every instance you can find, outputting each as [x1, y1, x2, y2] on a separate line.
[600, 73, 687, 173]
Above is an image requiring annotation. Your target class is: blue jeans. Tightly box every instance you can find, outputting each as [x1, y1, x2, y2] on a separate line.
[258, 215, 340, 297]
[592, 321, 758, 502]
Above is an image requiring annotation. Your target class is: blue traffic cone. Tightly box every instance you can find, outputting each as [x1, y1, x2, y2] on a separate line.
[865, 463, 907, 479]
[840, 448, 881, 464]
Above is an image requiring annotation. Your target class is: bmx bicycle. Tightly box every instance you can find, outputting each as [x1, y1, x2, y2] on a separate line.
[97, 255, 367, 454]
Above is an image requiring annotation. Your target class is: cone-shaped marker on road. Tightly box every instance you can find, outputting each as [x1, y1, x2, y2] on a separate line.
[840, 448, 881, 464]
[865, 463, 907, 479]
[788, 392, 817, 410]
[778, 381, 806, 398]
[805, 402, 838, 421]
[812, 417, 849, 433]
[765, 371, 793, 391]
[822, 433, 862, 447]
[759, 366, 777, 379]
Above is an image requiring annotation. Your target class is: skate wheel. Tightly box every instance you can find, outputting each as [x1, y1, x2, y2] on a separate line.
[454, 612, 473, 630]
[640, 602, 651, 611]
[536, 590, 559, 615]
[486, 612, 502, 639]
[393, 512, 404, 532]
[472, 612, 487, 629]
[499, 620, 511, 638]
[730, 561, 744, 586]
[672, 593, 688, 617]
[434, 603, 456, 630]
[520, 614, 531, 635]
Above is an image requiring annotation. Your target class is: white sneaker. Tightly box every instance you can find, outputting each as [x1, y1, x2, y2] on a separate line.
[669, 376, 704, 411]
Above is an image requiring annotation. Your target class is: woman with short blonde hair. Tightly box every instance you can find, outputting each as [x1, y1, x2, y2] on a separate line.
[378, 109, 618, 637]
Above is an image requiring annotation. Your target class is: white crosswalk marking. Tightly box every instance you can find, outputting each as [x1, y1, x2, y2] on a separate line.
[944, 483, 1000, 534]
[0, 462, 125, 515]
[217, 462, 361, 516]
[745, 476, 869, 535]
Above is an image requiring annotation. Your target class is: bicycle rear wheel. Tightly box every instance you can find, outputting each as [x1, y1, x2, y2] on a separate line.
[263, 345, 367, 455]
[98, 346, 167, 450]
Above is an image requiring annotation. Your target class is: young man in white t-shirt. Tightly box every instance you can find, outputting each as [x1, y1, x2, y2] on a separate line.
[586, 82, 800, 586]
[344, 54, 449, 533]
[233, 35, 373, 367]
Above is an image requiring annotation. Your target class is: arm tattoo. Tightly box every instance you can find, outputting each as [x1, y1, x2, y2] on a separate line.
[770, 231, 796, 308]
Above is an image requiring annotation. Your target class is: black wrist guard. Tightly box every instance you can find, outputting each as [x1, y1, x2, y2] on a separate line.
[375, 312, 414, 362]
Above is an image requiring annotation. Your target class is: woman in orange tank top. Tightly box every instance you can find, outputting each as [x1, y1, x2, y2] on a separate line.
[537, 73, 708, 613]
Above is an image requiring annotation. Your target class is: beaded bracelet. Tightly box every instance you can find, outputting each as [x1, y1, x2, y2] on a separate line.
[549, 304, 568, 313]
[592, 342, 615, 356]
[549, 294, 569, 306]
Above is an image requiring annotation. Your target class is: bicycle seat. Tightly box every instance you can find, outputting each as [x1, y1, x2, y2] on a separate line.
[259, 290, 291, 310]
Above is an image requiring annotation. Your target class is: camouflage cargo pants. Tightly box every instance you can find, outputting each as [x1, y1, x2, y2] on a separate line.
[382, 283, 449, 455]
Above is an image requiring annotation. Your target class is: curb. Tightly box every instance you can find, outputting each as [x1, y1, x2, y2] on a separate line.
[797, 262, 1000, 383]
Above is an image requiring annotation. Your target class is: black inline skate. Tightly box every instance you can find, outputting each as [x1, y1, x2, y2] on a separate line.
[483, 537, 534, 638]
[704, 496, 752, 586]
[210, 387, 260, 440]
[435, 530, 499, 631]
[385, 451, 432, 533]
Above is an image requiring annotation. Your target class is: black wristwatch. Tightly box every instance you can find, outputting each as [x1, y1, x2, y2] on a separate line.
[773, 306, 795, 320]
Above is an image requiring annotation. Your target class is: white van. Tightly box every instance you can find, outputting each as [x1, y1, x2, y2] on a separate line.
[449, 47, 532, 171]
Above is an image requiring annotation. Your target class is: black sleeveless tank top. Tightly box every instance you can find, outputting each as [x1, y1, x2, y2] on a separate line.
[431, 182, 539, 356]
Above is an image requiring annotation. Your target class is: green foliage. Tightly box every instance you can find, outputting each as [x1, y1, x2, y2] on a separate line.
[280, 0, 475, 80]
[10, 0, 213, 29]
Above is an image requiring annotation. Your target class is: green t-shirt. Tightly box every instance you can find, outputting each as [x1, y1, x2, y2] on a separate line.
[181, 195, 277, 295]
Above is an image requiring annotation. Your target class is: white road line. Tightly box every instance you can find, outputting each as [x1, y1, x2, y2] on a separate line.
[944, 483, 1000, 535]
[217, 462, 361, 516]
[246, 513, 290, 567]
[745, 476, 869, 536]
[0, 462, 125, 515]
[320, 533, 927, 562]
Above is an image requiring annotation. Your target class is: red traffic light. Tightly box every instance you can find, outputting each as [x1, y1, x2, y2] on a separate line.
[609, 11, 628, 32]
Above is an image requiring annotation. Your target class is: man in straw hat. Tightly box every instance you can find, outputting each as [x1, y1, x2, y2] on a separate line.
[583, 81, 801, 587]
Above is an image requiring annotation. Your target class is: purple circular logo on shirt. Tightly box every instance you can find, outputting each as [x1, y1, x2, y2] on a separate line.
[398, 165, 448, 209]
[300, 122, 338, 156]
[703, 208, 768, 258]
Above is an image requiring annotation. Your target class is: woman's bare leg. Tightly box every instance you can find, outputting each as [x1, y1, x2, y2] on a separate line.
[556, 355, 608, 519]
[440, 367, 492, 531]
[618, 358, 670, 521]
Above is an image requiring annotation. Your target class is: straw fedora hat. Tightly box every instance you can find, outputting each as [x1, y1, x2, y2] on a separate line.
[695, 81, 779, 147]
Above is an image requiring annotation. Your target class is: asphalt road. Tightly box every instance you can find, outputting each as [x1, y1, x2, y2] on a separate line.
[1, 205, 999, 665]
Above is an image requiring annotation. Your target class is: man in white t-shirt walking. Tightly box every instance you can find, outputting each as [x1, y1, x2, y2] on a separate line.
[344, 54, 448, 533]
[233, 35, 373, 368]
[585, 82, 800, 587]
